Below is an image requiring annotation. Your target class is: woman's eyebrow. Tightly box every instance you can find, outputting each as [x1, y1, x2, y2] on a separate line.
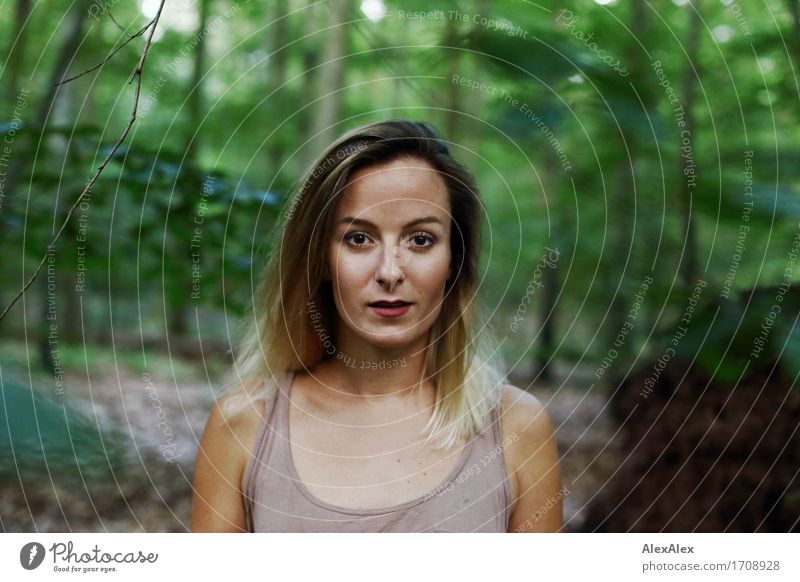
[339, 216, 443, 228]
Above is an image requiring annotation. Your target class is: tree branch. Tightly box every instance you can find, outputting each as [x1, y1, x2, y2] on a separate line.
[0, 0, 167, 323]
[107, 11, 126, 34]
[55, 19, 155, 87]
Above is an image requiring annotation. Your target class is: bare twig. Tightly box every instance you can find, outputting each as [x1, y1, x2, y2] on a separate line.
[107, 11, 126, 33]
[55, 19, 155, 87]
[0, 0, 167, 323]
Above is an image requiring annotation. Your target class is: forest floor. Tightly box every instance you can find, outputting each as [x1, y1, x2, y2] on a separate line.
[1, 341, 617, 532]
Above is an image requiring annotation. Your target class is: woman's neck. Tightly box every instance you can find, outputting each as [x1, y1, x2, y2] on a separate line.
[312, 335, 432, 400]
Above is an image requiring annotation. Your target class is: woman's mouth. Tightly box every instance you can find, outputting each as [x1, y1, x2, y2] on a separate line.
[368, 301, 412, 317]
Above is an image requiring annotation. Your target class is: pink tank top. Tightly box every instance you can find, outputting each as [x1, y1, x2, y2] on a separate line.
[242, 370, 514, 532]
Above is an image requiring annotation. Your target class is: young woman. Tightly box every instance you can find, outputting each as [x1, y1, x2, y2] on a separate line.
[191, 120, 562, 532]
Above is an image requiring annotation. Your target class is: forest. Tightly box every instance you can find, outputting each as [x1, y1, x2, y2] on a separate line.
[0, 0, 798, 532]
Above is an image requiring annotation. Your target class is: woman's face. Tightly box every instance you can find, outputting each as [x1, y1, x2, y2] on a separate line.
[327, 156, 453, 350]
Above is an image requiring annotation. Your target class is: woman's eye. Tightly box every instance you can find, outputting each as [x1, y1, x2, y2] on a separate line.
[343, 231, 370, 246]
[409, 232, 437, 249]
[343, 231, 437, 249]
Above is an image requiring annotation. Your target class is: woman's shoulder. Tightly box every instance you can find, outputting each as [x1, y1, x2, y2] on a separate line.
[212, 391, 267, 436]
[202, 388, 273, 470]
[192, 389, 272, 532]
[496, 383, 557, 489]
[496, 382, 562, 531]
[497, 382, 552, 435]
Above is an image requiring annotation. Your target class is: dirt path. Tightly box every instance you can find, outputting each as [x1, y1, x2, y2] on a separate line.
[530, 381, 620, 532]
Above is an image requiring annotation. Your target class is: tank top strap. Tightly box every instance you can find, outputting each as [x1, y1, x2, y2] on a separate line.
[488, 390, 514, 530]
[274, 369, 294, 438]
[241, 370, 294, 532]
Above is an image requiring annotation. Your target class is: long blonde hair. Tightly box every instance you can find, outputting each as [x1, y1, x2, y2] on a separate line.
[219, 119, 507, 450]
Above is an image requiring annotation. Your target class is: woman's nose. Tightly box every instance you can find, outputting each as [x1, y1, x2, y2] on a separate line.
[374, 244, 406, 291]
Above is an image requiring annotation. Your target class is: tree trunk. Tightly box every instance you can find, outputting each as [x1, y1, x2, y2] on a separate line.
[38, 260, 56, 376]
[13, 2, 91, 366]
[168, 0, 212, 340]
[186, 0, 211, 162]
[603, 0, 648, 375]
[678, 0, 701, 288]
[535, 147, 558, 383]
[297, 0, 321, 170]
[443, 12, 462, 143]
[267, 0, 290, 178]
[7, 0, 32, 101]
[1, 0, 90, 210]
[309, 0, 349, 159]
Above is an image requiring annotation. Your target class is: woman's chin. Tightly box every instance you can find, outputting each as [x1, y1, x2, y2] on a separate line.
[357, 328, 420, 351]
[362, 335, 412, 350]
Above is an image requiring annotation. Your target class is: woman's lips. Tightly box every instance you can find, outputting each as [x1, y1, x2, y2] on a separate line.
[369, 303, 411, 317]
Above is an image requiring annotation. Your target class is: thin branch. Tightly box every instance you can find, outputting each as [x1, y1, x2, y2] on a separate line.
[55, 19, 155, 87]
[107, 11, 126, 33]
[0, 0, 167, 323]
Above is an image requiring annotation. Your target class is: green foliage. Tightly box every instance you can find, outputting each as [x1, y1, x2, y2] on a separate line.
[665, 286, 800, 385]
[0, 0, 798, 383]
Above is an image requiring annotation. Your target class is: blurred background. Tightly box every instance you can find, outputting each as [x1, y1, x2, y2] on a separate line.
[1, 0, 798, 532]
